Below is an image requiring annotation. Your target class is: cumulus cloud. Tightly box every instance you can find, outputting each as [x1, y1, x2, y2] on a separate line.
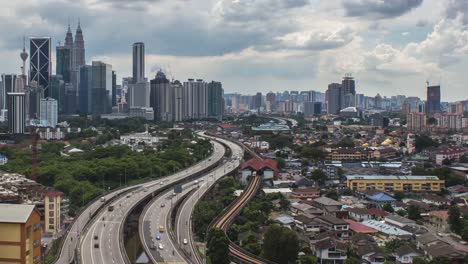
[276, 26, 355, 50]
[342, 0, 423, 18]
[445, 0, 468, 24]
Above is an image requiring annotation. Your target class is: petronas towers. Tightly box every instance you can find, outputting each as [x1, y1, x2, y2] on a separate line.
[64, 21, 86, 89]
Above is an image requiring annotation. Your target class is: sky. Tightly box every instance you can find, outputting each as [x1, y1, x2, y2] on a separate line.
[0, 0, 467, 101]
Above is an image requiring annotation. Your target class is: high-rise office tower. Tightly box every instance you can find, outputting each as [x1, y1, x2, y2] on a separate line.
[91, 61, 112, 115]
[253, 92, 262, 111]
[112, 71, 117, 107]
[327, 83, 341, 114]
[128, 82, 150, 108]
[7, 93, 26, 134]
[63, 83, 78, 115]
[341, 75, 356, 108]
[172, 80, 183, 122]
[132, 42, 145, 83]
[266, 92, 276, 112]
[150, 70, 171, 121]
[49, 75, 65, 114]
[183, 79, 208, 120]
[1, 74, 17, 110]
[426, 85, 441, 114]
[78, 65, 92, 114]
[40, 98, 58, 127]
[29, 37, 51, 97]
[74, 22, 85, 71]
[207, 81, 223, 120]
[56, 46, 72, 83]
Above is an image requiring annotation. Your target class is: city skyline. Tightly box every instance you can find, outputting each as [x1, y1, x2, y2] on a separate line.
[0, 1, 467, 100]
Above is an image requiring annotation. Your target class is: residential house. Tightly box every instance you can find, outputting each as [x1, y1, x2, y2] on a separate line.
[385, 215, 416, 228]
[344, 219, 378, 235]
[367, 208, 389, 220]
[420, 194, 451, 207]
[274, 214, 295, 228]
[424, 242, 466, 263]
[316, 215, 351, 239]
[294, 214, 321, 233]
[311, 197, 343, 215]
[415, 233, 443, 249]
[327, 147, 371, 162]
[346, 207, 373, 221]
[427, 210, 449, 232]
[0, 154, 8, 165]
[393, 245, 423, 264]
[291, 188, 320, 200]
[361, 220, 412, 239]
[434, 147, 467, 165]
[372, 147, 398, 160]
[312, 236, 347, 264]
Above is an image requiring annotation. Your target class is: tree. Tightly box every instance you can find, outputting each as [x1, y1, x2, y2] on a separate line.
[263, 225, 299, 264]
[276, 157, 286, 170]
[325, 189, 339, 201]
[335, 138, 355, 148]
[345, 257, 359, 264]
[427, 117, 437, 126]
[429, 256, 451, 264]
[242, 232, 262, 255]
[311, 169, 327, 185]
[412, 257, 428, 264]
[442, 158, 452, 166]
[206, 228, 230, 264]
[415, 135, 438, 152]
[279, 194, 290, 211]
[383, 203, 394, 213]
[393, 191, 405, 201]
[407, 205, 421, 220]
[448, 205, 463, 234]
[461, 223, 468, 241]
[299, 255, 317, 264]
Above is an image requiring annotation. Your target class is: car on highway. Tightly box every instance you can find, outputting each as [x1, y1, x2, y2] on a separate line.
[159, 225, 165, 232]
[126, 194, 131, 198]
[183, 238, 188, 245]
[100, 197, 106, 202]
[156, 234, 161, 240]
[158, 243, 164, 249]
[94, 243, 99, 248]
[160, 203, 165, 207]
[108, 205, 114, 211]
[160, 181, 164, 185]
[94, 235, 98, 240]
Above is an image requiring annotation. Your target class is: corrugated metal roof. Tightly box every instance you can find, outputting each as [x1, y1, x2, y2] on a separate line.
[346, 175, 440, 180]
[0, 204, 35, 223]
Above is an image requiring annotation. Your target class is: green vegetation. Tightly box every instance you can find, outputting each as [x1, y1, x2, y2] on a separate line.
[229, 192, 284, 243]
[300, 145, 326, 160]
[262, 224, 300, 264]
[333, 138, 355, 148]
[448, 205, 463, 234]
[414, 135, 438, 152]
[193, 177, 241, 240]
[206, 228, 230, 264]
[411, 166, 466, 187]
[407, 205, 422, 220]
[1, 129, 212, 214]
[261, 134, 294, 150]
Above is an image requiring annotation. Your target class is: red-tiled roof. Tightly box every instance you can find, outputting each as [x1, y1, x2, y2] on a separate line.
[240, 158, 278, 174]
[219, 123, 236, 129]
[345, 219, 378, 233]
[367, 208, 389, 217]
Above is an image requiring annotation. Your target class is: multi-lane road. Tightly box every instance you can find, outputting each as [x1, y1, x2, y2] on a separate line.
[138, 137, 244, 264]
[79, 137, 226, 264]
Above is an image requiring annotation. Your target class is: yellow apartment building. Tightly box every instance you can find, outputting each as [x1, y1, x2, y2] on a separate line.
[346, 175, 444, 192]
[0, 204, 41, 264]
[44, 191, 63, 233]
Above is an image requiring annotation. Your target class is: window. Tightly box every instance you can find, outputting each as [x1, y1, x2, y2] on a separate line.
[49, 224, 55, 230]
[49, 203, 54, 210]
[49, 211, 54, 217]
[33, 239, 40, 248]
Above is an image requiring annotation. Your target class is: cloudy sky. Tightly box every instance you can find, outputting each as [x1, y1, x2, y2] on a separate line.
[1, 0, 467, 101]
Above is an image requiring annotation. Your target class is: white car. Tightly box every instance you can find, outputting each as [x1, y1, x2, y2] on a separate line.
[183, 238, 188, 245]
[158, 243, 164, 249]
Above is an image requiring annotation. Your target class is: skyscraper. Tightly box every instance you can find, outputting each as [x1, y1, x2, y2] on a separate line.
[112, 71, 117, 107]
[56, 46, 72, 83]
[253, 92, 262, 111]
[426, 85, 441, 114]
[128, 82, 150, 108]
[79, 65, 92, 114]
[7, 93, 26, 134]
[183, 79, 208, 120]
[29, 37, 51, 96]
[341, 75, 356, 108]
[207, 81, 223, 120]
[327, 83, 341, 114]
[1, 74, 17, 110]
[172, 80, 183, 122]
[150, 70, 171, 121]
[132, 42, 145, 83]
[266, 92, 276, 112]
[49, 75, 65, 114]
[91, 61, 112, 115]
[74, 22, 86, 71]
[40, 98, 58, 127]
[18, 37, 28, 93]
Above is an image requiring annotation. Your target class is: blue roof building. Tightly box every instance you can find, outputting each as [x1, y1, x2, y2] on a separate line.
[367, 193, 396, 202]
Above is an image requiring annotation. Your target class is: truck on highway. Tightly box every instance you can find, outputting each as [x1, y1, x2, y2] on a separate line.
[159, 225, 165, 232]
[108, 205, 114, 211]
